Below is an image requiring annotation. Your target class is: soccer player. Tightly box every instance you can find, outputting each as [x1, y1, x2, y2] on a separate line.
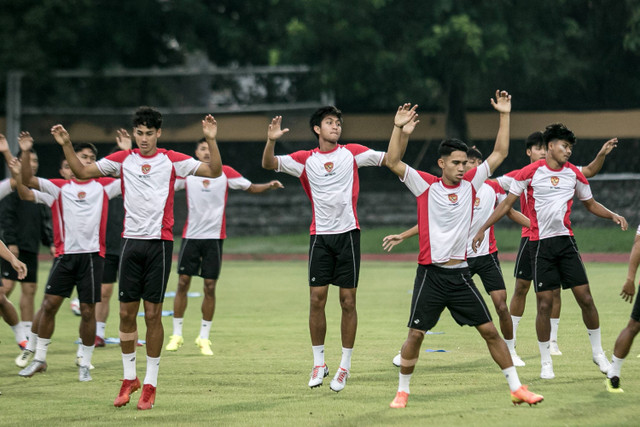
[383, 146, 530, 367]
[605, 224, 640, 393]
[53, 107, 222, 410]
[501, 132, 618, 357]
[262, 106, 388, 392]
[472, 123, 627, 380]
[166, 138, 283, 355]
[387, 92, 543, 409]
[12, 139, 121, 382]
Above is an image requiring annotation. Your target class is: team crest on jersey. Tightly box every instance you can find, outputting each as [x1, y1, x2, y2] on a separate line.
[141, 164, 151, 175]
[77, 191, 86, 200]
[202, 179, 210, 188]
[324, 162, 334, 173]
[550, 176, 559, 186]
[474, 197, 480, 207]
[448, 194, 458, 203]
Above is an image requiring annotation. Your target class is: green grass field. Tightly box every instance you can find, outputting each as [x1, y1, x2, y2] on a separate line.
[1, 259, 638, 426]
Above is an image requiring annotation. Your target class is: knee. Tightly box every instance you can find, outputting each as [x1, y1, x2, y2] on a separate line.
[339, 296, 356, 313]
[80, 305, 95, 322]
[22, 284, 37, 297]
[176, 277, 191, 294]
[309, 293, 327, 310]
[203, 280, 217, 297]
[407, 329, 425, 345]
[495, 302, 509, 318]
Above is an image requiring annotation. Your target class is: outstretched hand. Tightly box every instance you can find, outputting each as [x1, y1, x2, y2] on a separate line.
[612, 213, 628, 230]
[267, 116, 289, 141]
[116, 129, 132, 150]
[394, 104, 419, 128]
[269, 180, 284, 190]
[18, 131, 34, 152]
[382, 234, 404, 252]
[621, 278, 636, 303]
[599, 138, 618, 156]
[8, 157, 21, 177]
[490, 90, 511, 114]
[0, 134, 9, 153]
[471, 230, 485, 252]
[51, 125, 71, 146]
[11, 258, 27, 281]
[202, 114, 218, 140]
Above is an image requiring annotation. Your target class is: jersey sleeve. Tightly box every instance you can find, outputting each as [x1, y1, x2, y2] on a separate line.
[96, 150, 129, 177]
[464, 161, 491, 190]
[636, 224, 640, 236]
[509, 164, 536, 197]
[0, 178, 13, 200]
[400, 165, 435, 197]
[496, 168, 519, 191]
[32, 189, 56, 207]
[167, 151, 201, 178]
[36, 178, 62, 198]
[174, 178, 186, 191]
[345, 144, 385, 168]
[101, 178, 122, 199]
[275, 151, 307, 177]
[223, 166, 251, 191]
[573, 167, 593, 201]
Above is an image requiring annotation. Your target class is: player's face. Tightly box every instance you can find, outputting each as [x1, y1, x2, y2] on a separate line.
[547, 139, 573, 164]
[314, 115, 342, 144]
[439, 150, 468, 185]
[59, 159, 74, 180]
[133, 125, 161, 155]
[527, 144, 547, 162]
[76, 148, 96, 167]
[465, 157, 481, 171]
[28, 152, 39, 175]
[195, 142, 210, 163]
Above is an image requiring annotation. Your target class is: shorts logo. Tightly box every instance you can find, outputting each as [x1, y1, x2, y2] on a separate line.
[448, 194, 458, 204]
[474, 197, 480, 207]
[141, 164, 151, 175]
[550, 176, 559, 186]
[202, 180, 210, 188]
[413, 319, 420, 325]
[324, 162, 334, 173]
[77, 191, 86, 200]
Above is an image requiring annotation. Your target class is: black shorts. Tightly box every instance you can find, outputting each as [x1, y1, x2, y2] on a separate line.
[407, 264, 492, 332]
[308, 229, 360, 288]
[177, 239, 223, 279]
[118, 239, 173, 304]
[1, 250, 38, 283]
[530, 236, 589, 292]
[468, 252, 506, 294]
[631, 292, 640, 322]
[102, 254, 119, 284]
[514, 237, 533, 281]
[45, 253, 104, 304]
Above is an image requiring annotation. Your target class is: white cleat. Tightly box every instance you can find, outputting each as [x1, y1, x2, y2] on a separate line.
[76, 356, 95, 370]
[308, 364, 329, 388]
[330, 367, 350, 392]
[15, 349, 34, 368]
[392, 352, 401, 367]
[549, 341, 562, 356]
[510, 352, 526, 367]
[593, 353, 611, 375]
[78, 365, 92, 382]
[540, 361, 555, 379]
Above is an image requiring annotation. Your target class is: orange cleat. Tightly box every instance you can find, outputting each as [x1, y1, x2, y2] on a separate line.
[389, 391, 409, 409]
[137, 384, 156, 410]
[114, 378, 141, 407]
[511, 385, 543, 406]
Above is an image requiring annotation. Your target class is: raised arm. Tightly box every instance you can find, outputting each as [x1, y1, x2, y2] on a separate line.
[621, 233, 640, 303]
[246, 180, 284, 194]
[581, 138, 618, 178]
[484, 90, 511, 174]
[8, 158, 35, 202]
[51, 125, 103, 179]
[0, 133, 13, 166]
[116, 128, 133, 151]
[386, 104, 419, 177]
[262, 116, 290, 170]
[471, 192, 519, 251]
[581, 198, 627, 230]
[382, 224, 419, 252]
[195, 115, 222, 178]
[18, 133, 40, 189]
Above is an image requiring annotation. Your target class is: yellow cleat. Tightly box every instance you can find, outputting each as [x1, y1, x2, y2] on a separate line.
[195, 337, 213, 356]
[511, 385, 544, 406]
[389, 391, 409, 409]
[165, 335, 184, 351]
[605, 377, 624, 393]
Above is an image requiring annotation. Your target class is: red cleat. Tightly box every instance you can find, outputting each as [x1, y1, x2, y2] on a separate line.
[94, 336, 106, 348]
[511, 385, 544, 406]
[114, 378, 141, 407]
[137, 384, 156, 410]
[390, 391, 409, 408]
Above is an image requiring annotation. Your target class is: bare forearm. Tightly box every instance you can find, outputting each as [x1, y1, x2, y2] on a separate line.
[400, 224, 419, 240]
[506, 208, 530, 228]
[247, 183, 272, 194]
[485, 112, 510, 173]
[206, 138, 222, 177]
[582, 154, 605, 178]
[262, 139, 278, 170]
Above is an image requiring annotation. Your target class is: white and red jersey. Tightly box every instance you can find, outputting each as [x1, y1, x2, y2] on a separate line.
[0, 178, 12, 200]
[176, 165, 251, 239]
[276, 144, 385, 235]
[509, 160, 592, 241]
[96, 148, 201, 240]
[33, 177, 121, 257]
[401, 162, 490, 265]
[466, 180, 507, 258]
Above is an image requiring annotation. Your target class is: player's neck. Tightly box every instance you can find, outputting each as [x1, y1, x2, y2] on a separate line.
[545, 155, 564, 170]
[139, 147, 158, 157]
[318, 139, 338, 152]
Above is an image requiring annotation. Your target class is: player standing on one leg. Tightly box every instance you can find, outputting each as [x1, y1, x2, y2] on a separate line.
[262, 107, 388, 392]
[53, 107, 222, 410]
[387, 92, 543, 409]
[605, 225, 640, 393]
[166, 138, 283, 355]
[473, 123, 627, 380]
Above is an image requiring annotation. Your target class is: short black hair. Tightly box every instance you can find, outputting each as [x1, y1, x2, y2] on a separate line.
[74, 142, 98, 157]
[133, 106, 163, 129]
[195, 137, 207, 150]
[439, 139, 469, 157]
[543, 123, 577, 147]
[17, 148, 36, 157]
[467, 146, 483, 161]
[525, 131, 544, 150]
[309, 106, 342, 139]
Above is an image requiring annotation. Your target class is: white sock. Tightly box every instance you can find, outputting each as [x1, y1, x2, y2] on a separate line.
[199, 320, 212, 340]
[26, 331, 37, 352]
[398, 373, 412, 394]
[339, 347, 353, 371]
[11, 323, 27, 344]
[538, 341, 552, 364]
[34, 337, 51, 362]
[502, 366, 522, 392]
[504, 338, 516, 353]
[77, 342, 83, 358]
[144, 356, 160, 387]
[172, 318, 183, 337]
[122, 352, 137, 380]
[511, 315, 521, 341]
[81, 345, 95, 368]
[587, 328, 604, 355]
[20, 321, 32, 334]
[312, 345, 325, 367]
[96, 322, 107, 339]
[550, 318, 560, 342]
[609, 355, 625, 379]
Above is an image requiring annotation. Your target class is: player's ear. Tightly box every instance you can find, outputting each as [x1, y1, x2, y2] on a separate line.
[437, 158, 445, 169]
[156, 128, 162, 138]
[313, 125, 321, 136]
